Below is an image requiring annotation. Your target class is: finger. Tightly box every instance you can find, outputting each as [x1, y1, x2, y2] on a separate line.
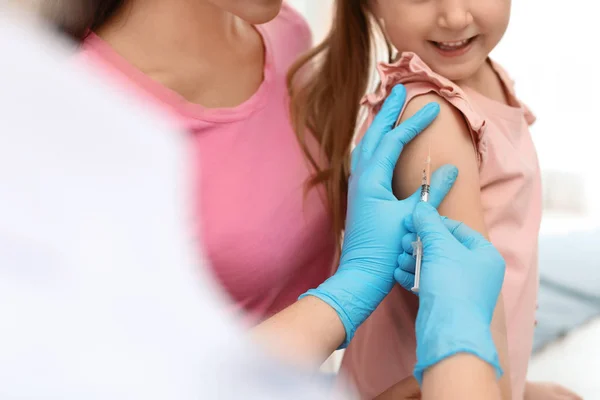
[402, 233, 417, 254]
[405, 211, 449, 234]
[441, 218, 488, 250]
[441, 217, 463, 233]
[403, 213, 415, 233]
[394, 266, 415, 293]
[398, 251, 416, 274]
[369, 102, 440, 188]
[406, 164, 458, 207]
[412, 201, 454, 243]
[350, 145, 360, 175]
[351, 84, 406, 173]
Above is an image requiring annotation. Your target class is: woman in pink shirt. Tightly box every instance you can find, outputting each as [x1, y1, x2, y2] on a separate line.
[52, 1, 332, 321]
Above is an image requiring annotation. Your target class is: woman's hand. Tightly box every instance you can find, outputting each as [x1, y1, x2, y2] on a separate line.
[525, 381, 582, 400]
[301, 84, 459, 347]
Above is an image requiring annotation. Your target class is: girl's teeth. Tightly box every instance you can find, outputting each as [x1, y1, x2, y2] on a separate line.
[434, 38, 472, 51]
[439, 39, 469, 47]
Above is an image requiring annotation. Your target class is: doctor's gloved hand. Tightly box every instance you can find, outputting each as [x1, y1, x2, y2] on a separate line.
[395, 202, 505, 385]
[300, 84, 459, 348]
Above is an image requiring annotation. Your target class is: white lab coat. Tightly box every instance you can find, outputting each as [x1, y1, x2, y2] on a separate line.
[0, 8, 346, 399]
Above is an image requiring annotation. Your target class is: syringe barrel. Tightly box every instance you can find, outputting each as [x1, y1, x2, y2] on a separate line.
[411, 236, 423, 293]
[420, 184, 430, 202]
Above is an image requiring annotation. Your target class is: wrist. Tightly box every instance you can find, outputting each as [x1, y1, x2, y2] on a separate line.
[299, 267, 390, 349]
[299, 288, 353, 349]
[299, 270, 359, 349]
[414, 295, 502, 385]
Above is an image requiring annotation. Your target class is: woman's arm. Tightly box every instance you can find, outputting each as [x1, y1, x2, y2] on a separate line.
[391, 93, 512, 399]
[252, 296, 345, 368]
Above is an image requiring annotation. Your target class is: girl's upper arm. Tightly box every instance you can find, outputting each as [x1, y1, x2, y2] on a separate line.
[392, 93, 487, 236]
[393, 93, 513, 399]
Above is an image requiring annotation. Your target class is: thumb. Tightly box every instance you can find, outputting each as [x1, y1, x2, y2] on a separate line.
[369, 103, 440, 189]
[406, 164, 458, 207]
[441, 218, 488, 250]
[412, 202, 453, 243]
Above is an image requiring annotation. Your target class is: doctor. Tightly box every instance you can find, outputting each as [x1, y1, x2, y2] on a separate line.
[0, 7, 505, 400]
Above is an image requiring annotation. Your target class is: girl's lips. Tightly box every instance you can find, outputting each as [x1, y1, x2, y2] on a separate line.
[429, 36, 478, 57]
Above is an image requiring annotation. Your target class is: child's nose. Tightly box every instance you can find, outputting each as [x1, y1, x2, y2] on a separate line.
[437, 1, 474, 31]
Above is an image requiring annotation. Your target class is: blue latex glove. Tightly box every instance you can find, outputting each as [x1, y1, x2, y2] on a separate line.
[300, 85, 459, 348]
[395, 202, 505, 385]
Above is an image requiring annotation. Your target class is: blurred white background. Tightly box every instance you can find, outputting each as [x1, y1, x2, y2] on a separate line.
[289, 1, 600, 397]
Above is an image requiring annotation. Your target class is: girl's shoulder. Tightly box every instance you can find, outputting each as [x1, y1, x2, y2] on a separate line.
[485, 60, 536, 125]
[363, 52, 477, 119]
[361, 52, 487, 164]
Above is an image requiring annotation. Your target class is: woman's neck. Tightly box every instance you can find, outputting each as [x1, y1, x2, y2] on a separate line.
[97, 0, 246, 63]
[95, 0, 265, 107]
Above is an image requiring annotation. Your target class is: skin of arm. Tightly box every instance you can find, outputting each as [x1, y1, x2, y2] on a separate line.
[386, 93, 512, 400]
[422, 354, 502, 400]
[252, 293, 346, 368]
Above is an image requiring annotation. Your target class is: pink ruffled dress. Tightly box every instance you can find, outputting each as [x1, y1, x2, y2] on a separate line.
[342, 52, 542, 400]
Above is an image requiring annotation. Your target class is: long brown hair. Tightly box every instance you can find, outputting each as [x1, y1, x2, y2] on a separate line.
[42, 0, 125, 42]
[287, 1, 391, 243]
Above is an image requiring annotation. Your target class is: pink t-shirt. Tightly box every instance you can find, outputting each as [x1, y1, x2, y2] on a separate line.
[78, 4, 336, 322]
[342, 53, 542, 399]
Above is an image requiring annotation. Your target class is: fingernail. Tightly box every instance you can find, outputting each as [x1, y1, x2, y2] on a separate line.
[447, 165, 458, 182]
[416, 201, 435, 215]
[425, 102, 440, 115]
[415, 102, 440, 119]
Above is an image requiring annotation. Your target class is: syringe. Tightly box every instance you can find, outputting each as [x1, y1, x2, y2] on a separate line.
[411, 149, 431, 293]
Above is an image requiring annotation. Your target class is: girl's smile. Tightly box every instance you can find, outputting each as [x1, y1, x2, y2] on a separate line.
[428, 35, 479, 57]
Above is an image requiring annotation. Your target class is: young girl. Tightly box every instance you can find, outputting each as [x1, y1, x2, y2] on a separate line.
[288, 1, 574, 399]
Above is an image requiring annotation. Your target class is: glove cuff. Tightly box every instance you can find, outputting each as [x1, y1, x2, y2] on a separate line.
[413, 296, 502, 385]
[299, 268, 375, 349]
[299, 288, 355, 349]
[299, 267, 393, 349]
